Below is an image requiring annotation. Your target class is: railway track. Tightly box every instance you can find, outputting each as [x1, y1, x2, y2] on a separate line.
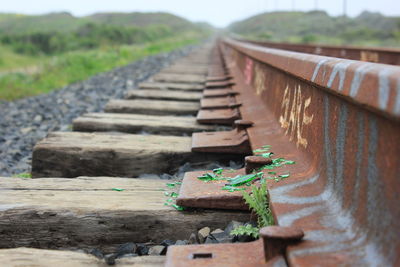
[241, 38, 400, 65]
[0, 38, 399, 266]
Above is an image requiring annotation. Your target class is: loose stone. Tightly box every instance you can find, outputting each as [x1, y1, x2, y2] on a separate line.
[198, 227, 211, 244]
[175, 240, 188, 246]
[188, 233, 199, 244]
[148, 245, 166, 256]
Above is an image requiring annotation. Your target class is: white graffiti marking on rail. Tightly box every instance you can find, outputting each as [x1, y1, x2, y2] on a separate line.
[254, 64, 266, 95]
[279, 85, 314, 148]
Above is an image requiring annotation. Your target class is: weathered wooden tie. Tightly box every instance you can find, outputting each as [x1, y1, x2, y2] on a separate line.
[161, 65, 208, 74]
[173, 58, 210, 65]
[73, 113, 214, 135]
[0, 177, 248, 250]
[125, 89, 202, 102]
[31, 132, 240, 178]
[138, 82, 204, 91]
[151, 73, 205, 84]
[0, 248, 165, 267]
[104, 99, 200, 116]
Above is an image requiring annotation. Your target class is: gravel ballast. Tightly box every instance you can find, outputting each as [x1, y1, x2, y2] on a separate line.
[0, 46, 196, 176]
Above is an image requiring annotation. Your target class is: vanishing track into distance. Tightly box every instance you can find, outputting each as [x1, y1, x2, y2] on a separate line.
[1, 38, 399, 266]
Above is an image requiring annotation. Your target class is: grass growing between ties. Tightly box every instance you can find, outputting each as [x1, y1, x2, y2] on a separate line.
[196, 145, 296, 239]
[230, 180, 272, 238]
[196, 145, 294, 192]
[163, 181, 184, 211]
[161, 145, 295, 229]
[12, 172, 32, 178]
[0, 32, 204, 100]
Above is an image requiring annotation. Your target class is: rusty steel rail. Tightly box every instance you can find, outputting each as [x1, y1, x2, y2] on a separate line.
[240, 39, 400, 66]
[169, 39, 400, 266]
[220, 38, 400, 266]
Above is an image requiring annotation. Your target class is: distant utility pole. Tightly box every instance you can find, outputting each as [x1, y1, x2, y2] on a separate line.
[292, 0, 295, 11]
[343, 0, 347, 16]
[315, 0, 318, 10]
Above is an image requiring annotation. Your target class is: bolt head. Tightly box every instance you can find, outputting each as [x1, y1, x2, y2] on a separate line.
[260, 226, 304, 240]
[245, 156, 272, 165]
[229, 103, 242, 108]
[234, 120, 254, 127]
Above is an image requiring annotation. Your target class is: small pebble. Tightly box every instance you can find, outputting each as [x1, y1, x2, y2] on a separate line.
[175, 240, 188, 245]
[136, 243, 149, 256]
[188, 233, 198, 244]
[116, 242, 137, 258]
[104, 254, 116, 265]
[204, 236, 219, 244]
[198, 227, 211, 244]
[224, 221, 244, 235]
[160, 239, 174, 247]
[211, 228, 224, 235]
[87, 248, 103, 259]
[148, 245, 166, 255]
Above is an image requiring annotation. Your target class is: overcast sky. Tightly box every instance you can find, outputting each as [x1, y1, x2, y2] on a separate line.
[1, 0, 399, 27]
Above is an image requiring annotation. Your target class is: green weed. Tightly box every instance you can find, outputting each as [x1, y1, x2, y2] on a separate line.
[13, 172, 32, 178]
[230, 180, 273, 239]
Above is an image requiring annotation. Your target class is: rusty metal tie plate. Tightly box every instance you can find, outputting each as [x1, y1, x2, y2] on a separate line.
[165, 239, 286, 267]
[203, 89, 239, 98]
[196, 108, 240, 125]
[206, 75, 233, 82]
[191, 129, 251, 154]
[177, 156, 272, 210]
[176, 169, 248, 210]
[206, 80, 236, 89]
[165, 240, 268, 267]
[200, 96, 237, 109]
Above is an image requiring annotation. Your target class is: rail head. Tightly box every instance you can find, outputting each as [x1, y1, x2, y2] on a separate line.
[219, 38, 400, 266]
[223, 38, 400, 122]
[239, 38, 400, 55]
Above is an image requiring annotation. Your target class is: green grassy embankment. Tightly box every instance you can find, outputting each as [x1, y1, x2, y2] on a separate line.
[0, 32, 205, 100]
[0, 45, 45, 71]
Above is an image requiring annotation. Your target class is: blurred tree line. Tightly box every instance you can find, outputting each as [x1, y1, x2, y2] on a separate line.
[300, 20, 400, 44]
[230, 11, 400, 47]
[0, 23, 173, 55]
